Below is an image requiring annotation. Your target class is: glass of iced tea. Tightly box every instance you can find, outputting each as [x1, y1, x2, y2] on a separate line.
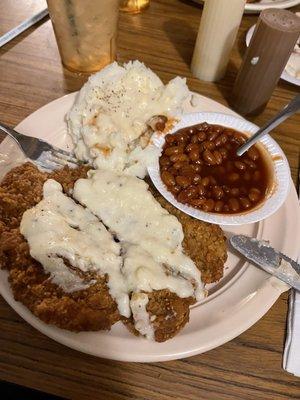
[47, 0, 119, 73]
[120, 0, 150, 14]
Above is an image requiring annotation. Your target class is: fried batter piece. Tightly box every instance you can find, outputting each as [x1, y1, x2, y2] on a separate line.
[148, 182, 227, 284]
[0, 163, 227, 340]
[0, 162, 90, 229]
[123, 183, 226, 341]
[123, 290, 195, 342]
[122, 192, 227, 340]
[6, 237, 119, 330]
[0, 163, 119, 331]
[0, 163, 47, 229]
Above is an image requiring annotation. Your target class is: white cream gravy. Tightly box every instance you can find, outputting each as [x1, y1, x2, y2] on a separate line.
[20, 179, 130, 317]
[21, 172, 205, 338]
[73, 170, 204, 301]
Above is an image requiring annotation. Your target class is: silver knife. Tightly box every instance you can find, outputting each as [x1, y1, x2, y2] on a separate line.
[0, 8, 49, 48]
[230, 235, 300, 291]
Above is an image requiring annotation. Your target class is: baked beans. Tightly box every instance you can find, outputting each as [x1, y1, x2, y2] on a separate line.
[159, 122, 271, 215]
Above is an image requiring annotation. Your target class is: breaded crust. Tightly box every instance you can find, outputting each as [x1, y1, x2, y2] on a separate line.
[0, 162, 90, 229]
[0, 163, 227, 339]
[148, 181, 227, 284]
[123, 290, 195, 342]
[0, 163, 119, 331]
[122, 189, 227, 341]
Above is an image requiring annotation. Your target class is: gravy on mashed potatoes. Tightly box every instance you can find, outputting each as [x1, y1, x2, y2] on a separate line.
[67, 60, 191, 178]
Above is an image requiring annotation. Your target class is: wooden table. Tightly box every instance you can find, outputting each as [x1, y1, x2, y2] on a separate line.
[0, 1, 299, 399]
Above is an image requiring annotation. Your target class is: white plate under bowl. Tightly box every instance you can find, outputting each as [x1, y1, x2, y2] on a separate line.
[192, 0, 300, 14]
[246, 24, 300, 87]
[148, 112, 290, 225]
[0, 92, 299, 362]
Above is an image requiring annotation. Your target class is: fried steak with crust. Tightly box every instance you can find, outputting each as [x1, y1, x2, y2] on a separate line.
[148, 181, 227, 284]
[123, 290, 195, 342]
[0, 163, 119, 331]
[0, 162, 226, 340]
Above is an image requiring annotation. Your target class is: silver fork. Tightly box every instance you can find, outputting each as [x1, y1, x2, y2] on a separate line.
[0, 123, 81, 170]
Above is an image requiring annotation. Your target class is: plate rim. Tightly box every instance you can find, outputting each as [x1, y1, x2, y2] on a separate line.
[0, 92, 299, 362]
[245, 0, 300, 11]
[194, 0, 300, 13]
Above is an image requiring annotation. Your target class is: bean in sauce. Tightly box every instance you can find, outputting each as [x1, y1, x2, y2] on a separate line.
[159, 122, 272, 215]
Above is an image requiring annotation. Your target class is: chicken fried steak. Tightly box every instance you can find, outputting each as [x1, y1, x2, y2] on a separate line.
[0, 163, 119, 331]
[0, 163, 226, 340]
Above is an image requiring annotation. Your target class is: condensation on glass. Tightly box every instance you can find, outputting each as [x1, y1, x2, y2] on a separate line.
[47, 0, 119, 73]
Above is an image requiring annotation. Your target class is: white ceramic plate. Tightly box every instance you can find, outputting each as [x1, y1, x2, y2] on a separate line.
[0, 92, 299, 362]
[193, 0, 300, 14]
[244, 0, 300, 12]
[148, 112, 290, 225]
[246, 24, 300, 86]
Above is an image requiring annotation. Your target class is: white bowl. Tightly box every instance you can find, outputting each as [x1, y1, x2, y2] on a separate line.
[148, 112, 291, 225]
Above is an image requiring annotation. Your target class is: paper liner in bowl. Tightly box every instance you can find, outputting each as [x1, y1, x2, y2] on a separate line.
[148, 112, 291, 225]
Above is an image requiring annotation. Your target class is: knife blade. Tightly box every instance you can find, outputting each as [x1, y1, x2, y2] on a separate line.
[0, 8, 49, 48]
[230, 235, 300, 291]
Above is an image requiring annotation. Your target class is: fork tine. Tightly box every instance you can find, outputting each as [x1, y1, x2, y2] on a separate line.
[35, 159, 63, 172]
[48, 154, 78, 168]
[49, 151, 91, 169]
[35, 150, 77, 171]
[50, 149, 80, 165]
[50, 145, 76, 158]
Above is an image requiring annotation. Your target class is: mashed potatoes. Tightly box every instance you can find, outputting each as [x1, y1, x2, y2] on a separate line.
[67, 60, 190, 177]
